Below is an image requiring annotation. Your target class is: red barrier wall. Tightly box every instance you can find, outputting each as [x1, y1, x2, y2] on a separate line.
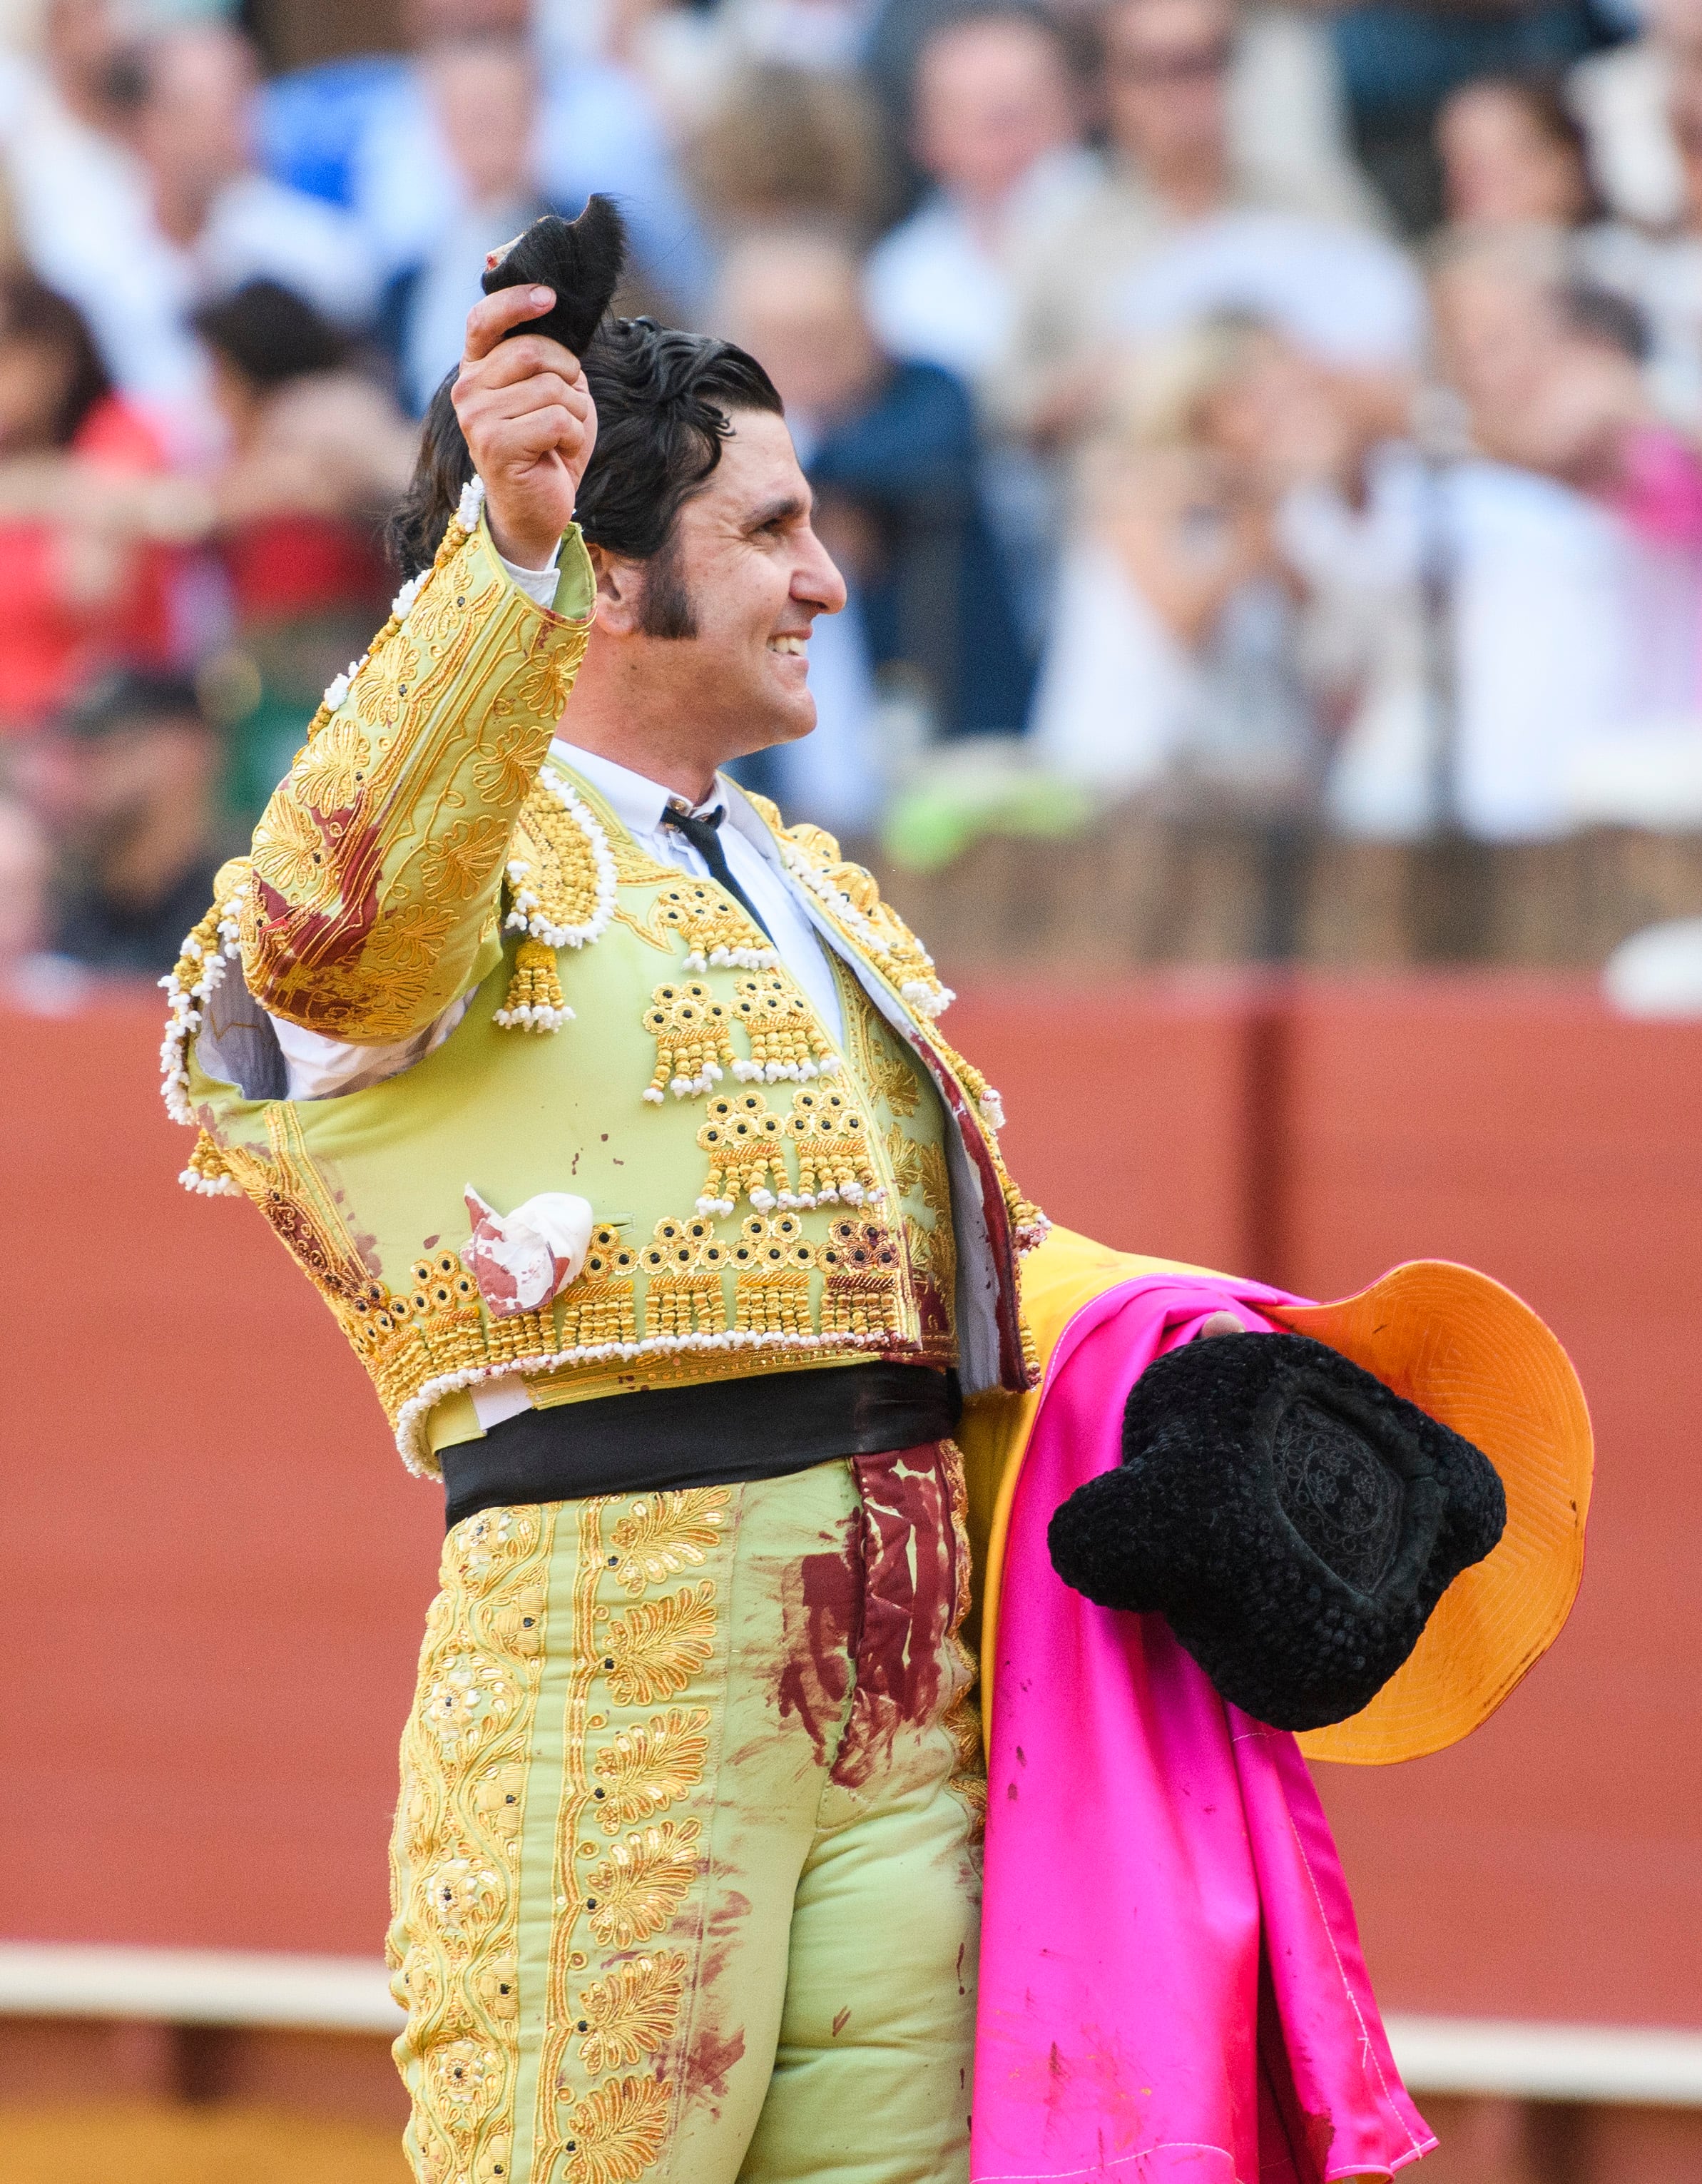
[2, 977, 1696, 2028]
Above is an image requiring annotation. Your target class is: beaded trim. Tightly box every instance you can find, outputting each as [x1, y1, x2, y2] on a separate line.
[501, 773, 617, 952]
[495, 773, 618, 1031]
[160, 870, 248, 1132]
[769, 831, 956, 1022]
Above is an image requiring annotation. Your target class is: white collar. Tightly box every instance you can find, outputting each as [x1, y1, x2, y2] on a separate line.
[549, 738, 780, 863]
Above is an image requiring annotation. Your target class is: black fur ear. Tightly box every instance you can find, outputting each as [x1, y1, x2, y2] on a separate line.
[481, 196, 628, 358]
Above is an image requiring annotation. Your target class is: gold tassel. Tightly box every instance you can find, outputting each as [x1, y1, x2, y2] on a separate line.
[180, 1129, 242, 1197]
[494, 938, 571, 1032]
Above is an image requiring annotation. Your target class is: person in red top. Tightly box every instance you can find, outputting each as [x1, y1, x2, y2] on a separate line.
[0, 274, 176, 731]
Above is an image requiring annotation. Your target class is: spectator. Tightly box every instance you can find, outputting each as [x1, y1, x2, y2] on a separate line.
[49, 666, 227, 976]
[997, 0, 1420, 454]
[378, 35, 559, 413]
[715, 227, 1034, 826]
[24, 23, 377, 431]
[0, 0, 145, 299]
[1569, 0, 1702, 230]
[862, 6, 1092, 388]
[689, 64, 893, 243]
[1029, 317, 1319, 808]
[1437, 74, 1601, 231]
[0, 274, 175, 734]
[1333, 0, 1606, 234]
[191, 280, 415, 823]
[1573, 64, 1702, 430]
[260, 0, 709, 316]
[1425, 231, 1702, 838]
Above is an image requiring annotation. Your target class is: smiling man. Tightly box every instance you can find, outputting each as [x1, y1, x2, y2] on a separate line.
[169, 261, 1046, 2184]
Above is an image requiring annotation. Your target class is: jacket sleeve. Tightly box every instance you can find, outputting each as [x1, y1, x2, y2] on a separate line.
[240, 504, 596, 1041]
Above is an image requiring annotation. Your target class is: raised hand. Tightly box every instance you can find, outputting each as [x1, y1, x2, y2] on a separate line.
[452, 285, 598, 572]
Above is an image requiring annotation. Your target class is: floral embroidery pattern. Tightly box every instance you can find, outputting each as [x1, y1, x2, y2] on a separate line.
[389, 1505, 551, 2184]
[238, 509, 592, 1041]
[575, 1952, 691, 2073]
[529, 1492, 727, 2184]
[592, 1710, 713, 1833]
[606, 1491, 730, 1596]
[601, 1585, 719, 1707]
[565, 2074, 673, 2184]
[584, 1818, 703, 1948]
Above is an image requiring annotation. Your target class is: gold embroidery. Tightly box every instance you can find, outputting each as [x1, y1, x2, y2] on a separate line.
[505, 775, 613, 945]
[638, 1218, 729, 1339]
[636, 878, 777, 972]
[472, 726, 536, 808]
[533, 1496, 610, 2184]
[250, 791, 332, 905]
[820, 1217, 906, 1342]
[729, 971, 839, 1085]
[218, 1104, 374, 1313]
[576, 1951, 691, 2073]
[695, 1089, 785, 1216]
[730, 1212, 815, 1336]
[785, 1086, 882, 1209]
[494, 935, 568, 1031]
[390, 1504, 551, 2184]
[883, 1125, 922, 1199]
[532, 1488, 721, 2183]
[423, 815, 510, 902]
[745, 797, 955, 1022]
[292, 715, 372, 816]
[585, 1818, 703, 1948]
[240, 515, 591, 1043]
[365, 899, 457, 975]
[606, 1490, 731, 1595]
[592, 1709, 712, 1833]
[643, 979, 736, 1102]
[602, 1585, 718, 1706]
[556, 1227, 640, 1349]
[865, 1030, 922, 1119]
[565, 2073, 673, 2184]
[937, 1437, 989, 1834]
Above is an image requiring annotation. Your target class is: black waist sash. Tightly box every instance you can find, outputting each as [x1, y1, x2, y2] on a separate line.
[439, 1361, 962, 1532]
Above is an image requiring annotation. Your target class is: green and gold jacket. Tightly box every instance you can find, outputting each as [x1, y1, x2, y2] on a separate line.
[163, 497, 1046, 1475]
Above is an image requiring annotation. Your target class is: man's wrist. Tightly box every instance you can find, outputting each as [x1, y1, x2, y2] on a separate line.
[486, 509, 569, 573]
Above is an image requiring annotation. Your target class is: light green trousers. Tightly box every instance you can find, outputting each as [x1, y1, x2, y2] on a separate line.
[388, 1443, 984, 2184]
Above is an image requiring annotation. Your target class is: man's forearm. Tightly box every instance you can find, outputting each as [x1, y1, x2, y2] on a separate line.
[240, 499, 595, 1042]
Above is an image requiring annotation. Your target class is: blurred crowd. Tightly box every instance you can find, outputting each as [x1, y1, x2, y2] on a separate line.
[6, 0, 1702, 987]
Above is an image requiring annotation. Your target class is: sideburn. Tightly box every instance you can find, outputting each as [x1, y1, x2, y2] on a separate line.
[638, 532, 698, 641]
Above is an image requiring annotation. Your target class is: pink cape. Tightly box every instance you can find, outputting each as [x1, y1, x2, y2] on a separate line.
[974, 1274, 1437, 2184]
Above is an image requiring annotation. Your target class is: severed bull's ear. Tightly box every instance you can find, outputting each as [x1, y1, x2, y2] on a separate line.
[481, 195, 628, 359]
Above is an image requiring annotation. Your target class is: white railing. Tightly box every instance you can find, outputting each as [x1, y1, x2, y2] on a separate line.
[1, 1943, 1698, 2106]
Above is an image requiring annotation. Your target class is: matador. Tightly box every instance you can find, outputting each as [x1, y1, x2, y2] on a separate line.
[163, 205, 1591, 2184]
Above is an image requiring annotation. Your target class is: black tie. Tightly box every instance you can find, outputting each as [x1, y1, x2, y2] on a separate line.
[661, 803, 775, 942]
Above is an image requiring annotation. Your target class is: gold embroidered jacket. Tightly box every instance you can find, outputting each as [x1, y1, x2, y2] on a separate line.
[163, 499, 1045, 1472]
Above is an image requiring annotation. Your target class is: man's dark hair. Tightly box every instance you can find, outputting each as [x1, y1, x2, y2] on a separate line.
[0, 274, 111, 448]
[387, 317, 785, 631]
[192, 280, 350, 391]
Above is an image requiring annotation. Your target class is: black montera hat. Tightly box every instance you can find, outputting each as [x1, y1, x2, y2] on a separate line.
[1046, 1331, 1507, 1732]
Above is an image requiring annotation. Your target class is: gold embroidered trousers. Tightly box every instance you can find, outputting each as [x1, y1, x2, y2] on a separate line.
[388, 1443, 984, 2184]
